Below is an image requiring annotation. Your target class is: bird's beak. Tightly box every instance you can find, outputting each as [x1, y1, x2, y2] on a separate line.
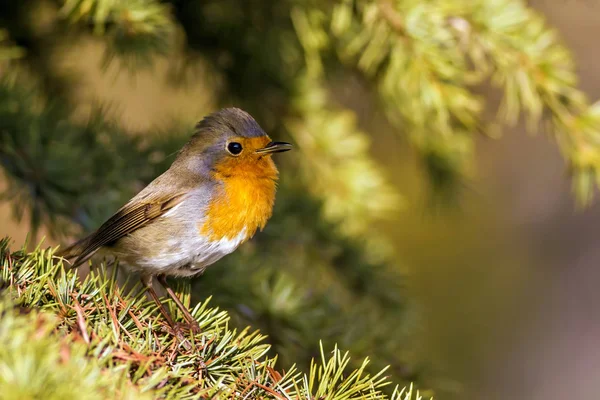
[256, 141, 293, 154]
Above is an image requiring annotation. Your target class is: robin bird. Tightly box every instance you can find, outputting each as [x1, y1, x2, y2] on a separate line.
[58, 108, 292, 347]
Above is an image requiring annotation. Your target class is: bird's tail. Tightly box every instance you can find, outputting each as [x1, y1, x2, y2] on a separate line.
[56, 235, 98, 268]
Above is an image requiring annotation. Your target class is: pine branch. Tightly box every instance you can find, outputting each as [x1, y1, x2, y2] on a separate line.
[58, 0, 177, 69]
[286, 74, 401, 243]
[0, 30, 25, 62]
[299, 0, 600, 205]
[0, 237, 427, 399]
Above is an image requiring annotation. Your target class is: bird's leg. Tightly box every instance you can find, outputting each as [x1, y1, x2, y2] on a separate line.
[141, 275, 192, 351]
[157, 274, 201, 333]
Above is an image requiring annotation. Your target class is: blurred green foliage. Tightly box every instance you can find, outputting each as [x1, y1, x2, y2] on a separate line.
[296, 0, 600, 206]
[0, 0, 599, 397]
[0, 29, 24, 61]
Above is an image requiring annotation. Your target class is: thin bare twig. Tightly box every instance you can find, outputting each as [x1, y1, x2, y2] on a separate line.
[378, 0, 407, 36]
[71, 296, 90, 344]
[102, 291, 122, 339]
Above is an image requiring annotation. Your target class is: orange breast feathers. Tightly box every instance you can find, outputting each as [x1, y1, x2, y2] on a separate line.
[199, 150, 279, 242]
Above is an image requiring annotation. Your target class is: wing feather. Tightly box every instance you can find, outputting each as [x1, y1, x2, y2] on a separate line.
[64, 192, 187, 268]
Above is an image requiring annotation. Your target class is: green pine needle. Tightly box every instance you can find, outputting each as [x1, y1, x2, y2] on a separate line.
[0, 237, 425, 399]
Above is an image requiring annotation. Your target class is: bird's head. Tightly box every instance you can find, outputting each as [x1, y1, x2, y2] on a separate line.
[175, 108, 292, 181]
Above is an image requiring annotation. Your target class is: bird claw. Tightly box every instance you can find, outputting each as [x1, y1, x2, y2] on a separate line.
[174, 321, 202, 335]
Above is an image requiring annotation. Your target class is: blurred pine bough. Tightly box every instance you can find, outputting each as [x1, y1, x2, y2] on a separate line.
[1, 0, 599, 397]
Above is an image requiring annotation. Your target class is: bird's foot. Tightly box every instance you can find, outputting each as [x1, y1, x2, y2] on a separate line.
[174, 320, 202, 335]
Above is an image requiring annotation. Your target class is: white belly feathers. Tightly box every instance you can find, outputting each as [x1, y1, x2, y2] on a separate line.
[131, 200, 248, 277]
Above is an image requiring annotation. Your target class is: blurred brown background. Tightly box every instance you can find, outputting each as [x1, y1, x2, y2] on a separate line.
[2, 1, 600, 399]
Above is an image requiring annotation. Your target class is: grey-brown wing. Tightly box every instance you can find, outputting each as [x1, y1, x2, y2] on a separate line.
[67, 193, 186, 267]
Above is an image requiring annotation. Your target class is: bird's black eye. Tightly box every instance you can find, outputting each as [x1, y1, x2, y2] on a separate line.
[227, 142, 243, 155]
